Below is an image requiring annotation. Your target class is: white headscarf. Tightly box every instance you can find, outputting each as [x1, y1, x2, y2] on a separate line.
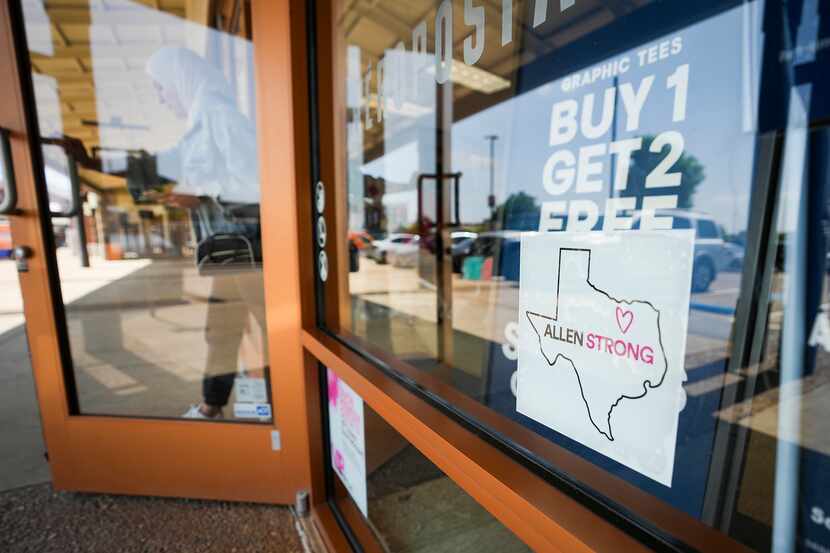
[145, 46, 233, 117]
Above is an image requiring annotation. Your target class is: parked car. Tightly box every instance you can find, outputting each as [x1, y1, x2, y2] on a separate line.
[349, 239, 359, 272]
[348, 230, 373, 252]
[460, 230, 522, 281]
[389, 237, 420, 268]
[369, 233, 417, 264]
[451, 231, 478, 272]
[633, 210, 740, 293]
[723, 241, 745, 271]
[450, 231, 478, 245]
[451, 211, 737, 291]
[391, 231, 478, 269]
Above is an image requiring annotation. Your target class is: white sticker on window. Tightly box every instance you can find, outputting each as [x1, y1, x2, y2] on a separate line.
[327, 368, 368, 517]
[233, 402, 272, 420]
[517, 230, 694, 486]
[235, 377, 268, 403]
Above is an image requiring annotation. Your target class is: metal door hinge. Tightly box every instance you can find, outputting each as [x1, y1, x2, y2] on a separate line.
[295, 490, 310, 518]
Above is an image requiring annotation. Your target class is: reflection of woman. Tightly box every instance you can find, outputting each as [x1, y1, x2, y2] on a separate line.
[146, 46, 268, 419]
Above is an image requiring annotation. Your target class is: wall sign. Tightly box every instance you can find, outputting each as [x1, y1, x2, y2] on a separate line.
[327, 368, 368, 516]
[517, 230, 694, 486]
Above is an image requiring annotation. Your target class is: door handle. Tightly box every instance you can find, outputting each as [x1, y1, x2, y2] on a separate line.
[0, 128, 20, 215]
[11, 245, 32, 273]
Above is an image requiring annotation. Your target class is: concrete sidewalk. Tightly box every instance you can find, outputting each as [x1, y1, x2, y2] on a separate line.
[0, 319, 49, 491]
[1, 253, 320, 552]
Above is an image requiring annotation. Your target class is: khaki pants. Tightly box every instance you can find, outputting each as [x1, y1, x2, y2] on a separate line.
[202, 269, 268, 406]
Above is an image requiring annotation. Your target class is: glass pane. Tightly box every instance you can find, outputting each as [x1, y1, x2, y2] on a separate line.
[22, 0, 271, 422]
[323, 0, 830, 550]
[0, 228, 49, 490]
[326, 367, 531, 552]
[0, 141, 8, 212]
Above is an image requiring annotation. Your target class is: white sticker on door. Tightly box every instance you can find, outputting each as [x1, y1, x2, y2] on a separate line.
[235, 377, 268, 403]
[233, 402, 271, 420]
[327, 368, 368, 517]
[517, 231, 694, 486]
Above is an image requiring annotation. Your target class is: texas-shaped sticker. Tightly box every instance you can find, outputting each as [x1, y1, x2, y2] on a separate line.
[517, 230, 694, 486]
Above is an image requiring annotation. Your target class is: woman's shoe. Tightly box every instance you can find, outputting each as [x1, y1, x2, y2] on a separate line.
[182, 404, 224, 419]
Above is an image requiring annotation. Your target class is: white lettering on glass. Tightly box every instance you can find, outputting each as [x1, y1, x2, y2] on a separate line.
[501, 0, 512, 46]
[375, 57, 385, 122]
[575, 143, 606, 193]
[645, 131, 685, 188]
[353, 0, 580, 126]
[463, 0, 485, 66]
[538, 201, 568, 232]
[667, 63, 690, 122]
[534, 0, 576, 28]
[411, 20, 427, 98]
[639, 196, 679, 229]
[363, 64, 372, 129]
[435, 0, 453, 84]
[618, 75, 654, 132]
[609, 137, 642, 191]
[542, 150, 576, 195]
[567, 200, 600, 231]
[809, 308, 830, 352]
[549, 99, 579, 146]
[580, 87, 616, 139]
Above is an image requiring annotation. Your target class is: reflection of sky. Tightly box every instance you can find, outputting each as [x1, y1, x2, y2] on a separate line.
[22, 1, 53, 56]
[21, 0, 262, 210]
[451, 2, 763, 233]
[87, 3, 256, 154]
[26, 0, 256, 155]
[24, 0, 258, 201]
[362, 141, 420, 185]
[29, 73, 71, 203]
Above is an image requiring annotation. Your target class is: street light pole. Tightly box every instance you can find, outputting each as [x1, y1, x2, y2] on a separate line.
[485, 134, 498, 228]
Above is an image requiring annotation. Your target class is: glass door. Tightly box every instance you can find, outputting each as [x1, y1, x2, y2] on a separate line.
[0, 0, 308, 504]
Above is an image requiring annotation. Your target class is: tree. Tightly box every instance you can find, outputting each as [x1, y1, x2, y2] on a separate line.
[622, 135, 705, 209]
[495, 191, 541, 231]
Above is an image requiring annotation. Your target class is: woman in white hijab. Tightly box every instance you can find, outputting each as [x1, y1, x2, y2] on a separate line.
[146, 46, 268, 420]
[146, 46, 260, 205]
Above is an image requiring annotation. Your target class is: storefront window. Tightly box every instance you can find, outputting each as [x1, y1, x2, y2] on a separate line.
[317, 0, 830, 551]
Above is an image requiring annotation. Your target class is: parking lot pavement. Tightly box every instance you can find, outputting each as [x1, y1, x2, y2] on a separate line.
[348, 257, 738, 370]
[0, 324, 49, 492]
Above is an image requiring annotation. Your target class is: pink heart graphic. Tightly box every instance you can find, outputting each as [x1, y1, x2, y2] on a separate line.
[616, 307, 634, 334]
[334, 449, 345, 474]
